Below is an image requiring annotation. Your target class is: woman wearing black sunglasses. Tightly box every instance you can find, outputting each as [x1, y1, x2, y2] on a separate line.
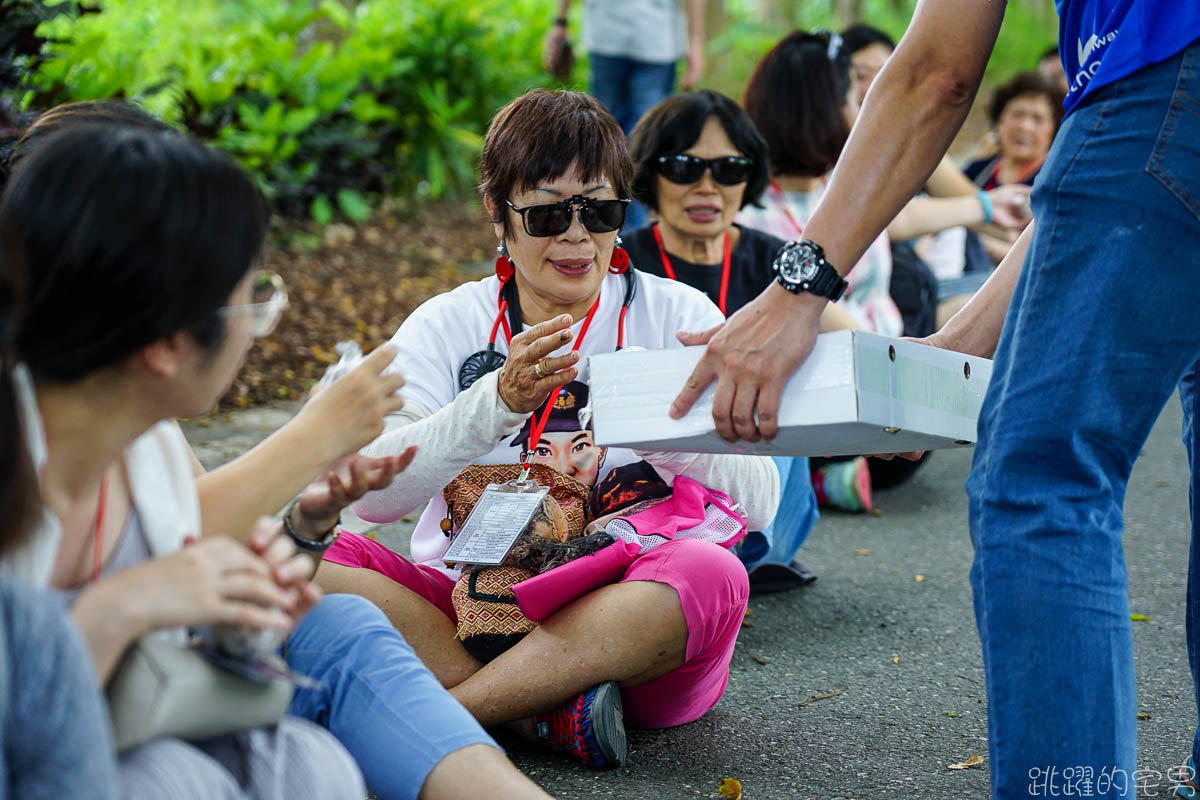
[313, 89, 779, 769]
[623, 91, 779, 319]
[621, 91, 857, 594]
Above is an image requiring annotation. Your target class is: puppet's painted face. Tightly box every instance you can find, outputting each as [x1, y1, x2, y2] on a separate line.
[528, 496, 572, 543]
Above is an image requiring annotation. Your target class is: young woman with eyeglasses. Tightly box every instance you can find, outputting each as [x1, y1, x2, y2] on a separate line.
[313, 89, 779, 769]
[1, 119, 563, 800]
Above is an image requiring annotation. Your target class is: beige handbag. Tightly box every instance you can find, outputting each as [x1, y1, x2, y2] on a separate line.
[106, 636, 293, 752]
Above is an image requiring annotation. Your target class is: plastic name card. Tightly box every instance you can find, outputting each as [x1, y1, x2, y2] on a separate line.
[443, 482, 550, 566]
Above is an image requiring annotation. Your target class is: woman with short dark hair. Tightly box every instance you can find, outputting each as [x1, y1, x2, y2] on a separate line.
[619, 90, 825, 592]
[317, 88, 779, 768]
[622, 90, 780, 316]
[968, 71, 1065, 190]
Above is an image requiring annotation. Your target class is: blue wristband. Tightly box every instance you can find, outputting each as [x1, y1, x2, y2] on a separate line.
[977, 189, 993, 225]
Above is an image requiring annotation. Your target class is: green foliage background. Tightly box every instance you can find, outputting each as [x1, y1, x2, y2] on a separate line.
[3, 0, 1058, 223]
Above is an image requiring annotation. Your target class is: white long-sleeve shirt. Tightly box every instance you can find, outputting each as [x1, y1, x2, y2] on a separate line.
[352, 271, 780, 578]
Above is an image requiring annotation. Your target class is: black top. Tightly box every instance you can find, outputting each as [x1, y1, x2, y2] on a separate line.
[622, 223, 788, 318]
[963, 155, 1041, 190]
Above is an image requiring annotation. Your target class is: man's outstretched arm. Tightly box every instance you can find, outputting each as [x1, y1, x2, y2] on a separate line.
[671, 0, 1008, 442]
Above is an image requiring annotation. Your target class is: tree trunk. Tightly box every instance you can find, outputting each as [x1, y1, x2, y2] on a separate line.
[834, 0, 863, 27]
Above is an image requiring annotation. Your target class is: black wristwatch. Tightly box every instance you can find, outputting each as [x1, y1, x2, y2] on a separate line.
[772, 239, 848, 301]
[283, 500, 341, 554]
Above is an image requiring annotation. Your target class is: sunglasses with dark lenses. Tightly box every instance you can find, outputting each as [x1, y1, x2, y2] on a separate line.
[655, 154, 754, 186]
[506, 195, 631, 237]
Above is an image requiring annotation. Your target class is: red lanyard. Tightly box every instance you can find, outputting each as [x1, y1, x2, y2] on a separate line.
[91, 474, 108, 583]
[521, 292, 602, 474]
[651, 224, 731, 316]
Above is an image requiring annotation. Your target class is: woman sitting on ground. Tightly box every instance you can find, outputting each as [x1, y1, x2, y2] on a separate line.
[618, 89, 828, 593]
[0, 203, 118, 799]
[960, 71, 1063, 267]
[316, 88, 779, 769]
[1, 121, 553, 800]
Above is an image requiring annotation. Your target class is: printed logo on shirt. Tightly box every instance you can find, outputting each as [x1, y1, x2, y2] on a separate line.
[1069, 28, 1119, 94]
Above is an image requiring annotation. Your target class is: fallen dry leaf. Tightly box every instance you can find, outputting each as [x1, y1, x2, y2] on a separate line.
[798, 690, 844, 708]
[1155, 479, 1169, 487]
[752, 655, 769, 665]
[947, 754, 985, 770]
[870, 508, 884, 517]
[718, 778, 742, 799]
[1130, 613, 1153, 621]
[741, 619, 754, 628]
[915, 574, 927, 582]
[853, 548, 872, 556]
[892, 656, 901, 664]
[1137, 712, 1151, 720]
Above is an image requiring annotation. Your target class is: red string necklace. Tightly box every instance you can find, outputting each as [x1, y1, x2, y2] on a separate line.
[651, 223, 731, 316]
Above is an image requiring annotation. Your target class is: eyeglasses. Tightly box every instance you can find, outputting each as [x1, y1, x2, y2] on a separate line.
[218, 270, 288, 337]
[506, 195, 630, 237]
[655, 155, 754, 186]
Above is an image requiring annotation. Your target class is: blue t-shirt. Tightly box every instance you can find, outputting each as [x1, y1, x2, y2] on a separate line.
[1057, 0, 1200, 114]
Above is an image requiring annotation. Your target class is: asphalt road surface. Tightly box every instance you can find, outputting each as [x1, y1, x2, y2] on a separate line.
[183, 396, 1197, 800]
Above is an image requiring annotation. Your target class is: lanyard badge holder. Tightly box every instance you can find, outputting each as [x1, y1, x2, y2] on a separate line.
[443, 480, 550, 567]
[447, 289, 606, 567]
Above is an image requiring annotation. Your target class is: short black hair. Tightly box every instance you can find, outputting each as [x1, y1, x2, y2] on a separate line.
[0, 124, 269, 383]
[840, 23, 895, 56]
[628, 90, 770, 212]
[989, 71, 1066, 130]
[2, 101, 173, 189]
[480, 90, 633, 236]
[743, 30, 851, 178]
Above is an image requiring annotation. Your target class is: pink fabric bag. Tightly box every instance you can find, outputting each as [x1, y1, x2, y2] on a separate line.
[512, 476, 747, 621]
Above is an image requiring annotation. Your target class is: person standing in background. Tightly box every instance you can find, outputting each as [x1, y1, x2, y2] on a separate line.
[672, 0, 1200, 796]
[543, 0, 706, 230]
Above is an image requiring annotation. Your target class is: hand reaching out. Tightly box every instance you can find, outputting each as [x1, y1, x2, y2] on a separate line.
[287, 448, 418, 539]
[293, 343, 407, 465]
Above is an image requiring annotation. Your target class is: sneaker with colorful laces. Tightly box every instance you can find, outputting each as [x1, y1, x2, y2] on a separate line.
[534, 680, 627, 768]
[811, 456, 873, 513]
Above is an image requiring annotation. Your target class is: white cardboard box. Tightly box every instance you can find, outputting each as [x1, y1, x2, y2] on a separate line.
[588, 330, 992, 457]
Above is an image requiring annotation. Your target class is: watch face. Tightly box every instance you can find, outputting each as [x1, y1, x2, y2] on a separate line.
[777, 242, 819, 284]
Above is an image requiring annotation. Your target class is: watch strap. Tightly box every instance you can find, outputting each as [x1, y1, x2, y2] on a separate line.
[774, 240, 848, 301]
[282, 500, 341, 553]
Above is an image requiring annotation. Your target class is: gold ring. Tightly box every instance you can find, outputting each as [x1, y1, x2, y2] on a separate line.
[533, 361, 545, 379]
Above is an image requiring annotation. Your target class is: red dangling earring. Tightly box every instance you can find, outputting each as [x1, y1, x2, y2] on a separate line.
[494, 242, 515, 282]
[608, 237, 630, 273]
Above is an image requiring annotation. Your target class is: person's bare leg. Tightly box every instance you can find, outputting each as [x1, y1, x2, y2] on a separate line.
[451, 580, 688, 727]
[314, 561, 482, 687]
[418, 744, 554, 800]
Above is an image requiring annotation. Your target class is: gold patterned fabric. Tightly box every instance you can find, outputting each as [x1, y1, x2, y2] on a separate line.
[442, 462, 591, 537]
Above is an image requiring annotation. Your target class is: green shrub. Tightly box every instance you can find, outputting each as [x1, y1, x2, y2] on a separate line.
[18, 0, 551, 219]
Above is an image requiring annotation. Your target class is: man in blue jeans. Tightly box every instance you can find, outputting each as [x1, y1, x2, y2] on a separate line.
[669, 1, 1200, 797]
[543, 0, 705, 230]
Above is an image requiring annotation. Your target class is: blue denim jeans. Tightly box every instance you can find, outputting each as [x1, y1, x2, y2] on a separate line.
[966, 41, 1200, 799]
[738, 457, 819, 571]
[590, 53, 676, 231]
[285, 594, 498, 800]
